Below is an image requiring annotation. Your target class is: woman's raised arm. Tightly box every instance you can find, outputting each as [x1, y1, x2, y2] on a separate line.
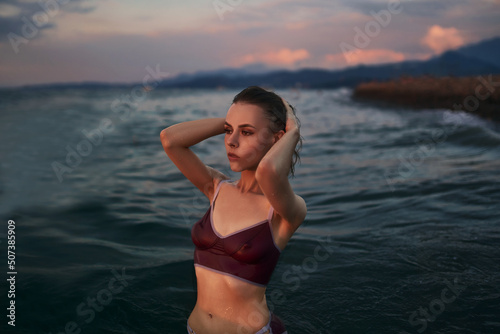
[160, 117, 228, 198]
[255, 101, 306, 230]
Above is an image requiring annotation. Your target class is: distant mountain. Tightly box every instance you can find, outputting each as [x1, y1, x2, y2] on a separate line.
[166, 63, 274, 86]
[344, 49, 500, 79]
[159, 36, 500, 89]
[455, 36, 500, 68]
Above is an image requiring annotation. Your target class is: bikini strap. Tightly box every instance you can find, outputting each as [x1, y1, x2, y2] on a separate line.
[211, 179, 231, 206]
[267, 204, 274, 221]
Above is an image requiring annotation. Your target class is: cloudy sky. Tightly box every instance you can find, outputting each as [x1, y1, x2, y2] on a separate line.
[0, 0, 499, 87]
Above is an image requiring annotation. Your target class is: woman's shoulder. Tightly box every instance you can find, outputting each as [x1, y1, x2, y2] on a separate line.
[213, 175, 232, 188]
[208, 173, 232, 202]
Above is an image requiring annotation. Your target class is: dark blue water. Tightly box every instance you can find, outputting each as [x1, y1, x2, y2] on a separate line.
[0, 87, 499, 334]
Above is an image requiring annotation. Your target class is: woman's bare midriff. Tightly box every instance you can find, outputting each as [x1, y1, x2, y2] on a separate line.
[188, 266, 271, 334]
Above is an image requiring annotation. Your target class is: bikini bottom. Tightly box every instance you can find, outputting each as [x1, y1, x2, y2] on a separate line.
[186, 311, 287, 334]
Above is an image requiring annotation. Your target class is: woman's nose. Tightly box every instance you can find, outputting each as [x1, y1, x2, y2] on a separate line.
[227, 132, 239, 147]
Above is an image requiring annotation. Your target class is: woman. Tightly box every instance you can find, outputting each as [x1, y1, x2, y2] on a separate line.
[160, 86, 307, 334]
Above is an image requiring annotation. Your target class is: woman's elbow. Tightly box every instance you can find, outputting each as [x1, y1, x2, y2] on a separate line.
[160, 128, 175, 150]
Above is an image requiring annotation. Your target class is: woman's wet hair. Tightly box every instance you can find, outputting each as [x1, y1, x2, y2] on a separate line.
[232, 86, 302, 177]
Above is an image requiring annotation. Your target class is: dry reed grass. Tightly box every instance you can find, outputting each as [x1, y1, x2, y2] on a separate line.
[353, 75, 500, 121]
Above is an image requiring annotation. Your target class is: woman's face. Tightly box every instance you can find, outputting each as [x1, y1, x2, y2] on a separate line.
[224, 103, 281, 172]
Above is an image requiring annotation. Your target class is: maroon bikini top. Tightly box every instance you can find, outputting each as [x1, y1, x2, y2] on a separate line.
[191, 180, 282, 287]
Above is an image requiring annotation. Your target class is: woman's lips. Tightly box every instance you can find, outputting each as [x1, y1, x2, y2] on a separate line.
[227, 153, 239, 161]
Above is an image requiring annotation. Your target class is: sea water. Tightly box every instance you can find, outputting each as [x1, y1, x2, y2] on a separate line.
[0, 87, 499, 333]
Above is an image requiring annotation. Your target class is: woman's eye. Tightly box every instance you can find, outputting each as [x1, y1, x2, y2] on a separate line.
[242, 131, 253, 136]
[224, 128, 232, 134]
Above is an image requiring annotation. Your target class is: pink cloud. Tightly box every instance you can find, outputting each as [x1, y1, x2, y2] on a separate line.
[325, 49, 406, 67]
[421, 25, 465, 54]
[236, 48, 310, 66]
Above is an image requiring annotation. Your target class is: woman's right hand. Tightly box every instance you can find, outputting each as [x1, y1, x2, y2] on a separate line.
[282, 99, 299, 133]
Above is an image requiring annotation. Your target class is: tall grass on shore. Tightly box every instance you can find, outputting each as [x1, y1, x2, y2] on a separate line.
[353, 75, 500, 121]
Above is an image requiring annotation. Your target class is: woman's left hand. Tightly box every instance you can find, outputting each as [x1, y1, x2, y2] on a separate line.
[282, 98, 299, 133]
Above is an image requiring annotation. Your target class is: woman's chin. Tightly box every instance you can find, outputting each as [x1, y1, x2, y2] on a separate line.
[229, 165, 243, 172]
[229, 161, 251, 173]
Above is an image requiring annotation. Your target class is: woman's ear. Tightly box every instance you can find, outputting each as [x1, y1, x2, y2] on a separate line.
[273, 130, 285, 143]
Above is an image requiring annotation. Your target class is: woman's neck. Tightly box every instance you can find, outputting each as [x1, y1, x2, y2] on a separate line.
[236, 170, 262, 194]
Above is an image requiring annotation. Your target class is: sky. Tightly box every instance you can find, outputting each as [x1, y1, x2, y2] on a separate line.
[0, 0, 499, 87]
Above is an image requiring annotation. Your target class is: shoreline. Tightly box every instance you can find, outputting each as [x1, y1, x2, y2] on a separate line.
[353, 75, 500, 122]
